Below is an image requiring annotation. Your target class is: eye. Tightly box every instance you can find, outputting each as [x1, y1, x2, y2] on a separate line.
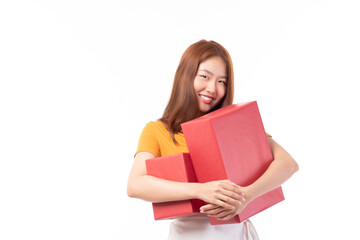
[218, 80, 227, 85]
[199, 75, 209, 80]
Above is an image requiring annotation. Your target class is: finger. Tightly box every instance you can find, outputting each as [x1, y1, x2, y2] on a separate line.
[219, 188, 246, 202]
[202, 196, 234, 210]
[215, 209, 238, 220]
[218, 213, 236, 221]
[207, 209, 231, 218]
[215, 193, 243, 208]
[215, 181, 245, 200]
[201, 206, 223, 215]
[212, 198, 236, 210]
[200, 204, 218, 212]
[221, 182, 246, 201]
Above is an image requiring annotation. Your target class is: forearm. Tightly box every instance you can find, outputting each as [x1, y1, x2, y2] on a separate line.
[247, 157, 298, 200]
[128, 172, 245, 210]
[127, 174, 199, 203]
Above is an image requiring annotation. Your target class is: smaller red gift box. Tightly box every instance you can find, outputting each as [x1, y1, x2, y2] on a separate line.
[145, 153, 204, 220]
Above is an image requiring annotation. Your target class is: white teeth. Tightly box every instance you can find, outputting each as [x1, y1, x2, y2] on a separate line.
[201, 95, 213, 101]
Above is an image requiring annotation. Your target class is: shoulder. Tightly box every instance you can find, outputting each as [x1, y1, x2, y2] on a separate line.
[139, 120, 168, 140]
[144, 120, 167, 133]
[136, 121, 163, 158]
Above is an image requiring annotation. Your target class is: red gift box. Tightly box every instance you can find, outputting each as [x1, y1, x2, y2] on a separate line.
[145, 153, 204, 220]
[181, 101, 285, 225]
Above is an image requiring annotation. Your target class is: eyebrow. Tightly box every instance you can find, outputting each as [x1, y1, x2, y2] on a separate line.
[198, 69, 228, 79]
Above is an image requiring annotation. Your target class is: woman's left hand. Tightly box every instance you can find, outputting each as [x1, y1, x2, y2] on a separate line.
[200, 185, 253, 221]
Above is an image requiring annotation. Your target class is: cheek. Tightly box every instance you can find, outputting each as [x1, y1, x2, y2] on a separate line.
[217, 86, 226, 99]
[193, 78, 204, 92]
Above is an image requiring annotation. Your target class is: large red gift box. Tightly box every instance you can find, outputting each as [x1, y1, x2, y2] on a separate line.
[145, 153, 204, 220]
[181, 101, 285, 225]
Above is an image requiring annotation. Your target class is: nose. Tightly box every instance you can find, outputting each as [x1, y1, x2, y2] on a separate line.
[205, 80, 216, 94]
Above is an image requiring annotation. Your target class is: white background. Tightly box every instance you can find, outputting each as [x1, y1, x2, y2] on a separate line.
[1, 0, 359, 239]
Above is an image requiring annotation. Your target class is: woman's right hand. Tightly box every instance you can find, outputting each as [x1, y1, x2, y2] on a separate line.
[197, 180, 246, 210]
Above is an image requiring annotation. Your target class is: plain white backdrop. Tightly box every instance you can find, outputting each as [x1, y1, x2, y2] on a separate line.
[1, 0, 359, 239]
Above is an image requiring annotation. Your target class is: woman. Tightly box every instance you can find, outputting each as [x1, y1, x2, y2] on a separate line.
[127, 40, 298, 239]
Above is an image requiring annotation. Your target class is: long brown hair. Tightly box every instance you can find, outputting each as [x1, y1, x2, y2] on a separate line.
[160, 40, 234, 143]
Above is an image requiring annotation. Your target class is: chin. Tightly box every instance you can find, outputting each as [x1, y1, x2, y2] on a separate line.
[199, 106, 214, 115]
[197, 100, 221, 115]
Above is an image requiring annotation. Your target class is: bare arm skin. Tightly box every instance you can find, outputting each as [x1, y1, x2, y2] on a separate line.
[127, 152, 245, 210]
[200, 137, 299, 220]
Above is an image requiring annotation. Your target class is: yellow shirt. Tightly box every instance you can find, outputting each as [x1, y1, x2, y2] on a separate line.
[136, 121, 189, 158]
[136, 120, 271, 158]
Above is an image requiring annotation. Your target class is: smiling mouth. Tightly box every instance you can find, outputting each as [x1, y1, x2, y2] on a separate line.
[200, 94, 215, 104]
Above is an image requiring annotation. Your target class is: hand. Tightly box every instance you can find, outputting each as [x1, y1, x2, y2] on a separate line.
[197, 180, 246, 210]
[200, 185, 253, 221]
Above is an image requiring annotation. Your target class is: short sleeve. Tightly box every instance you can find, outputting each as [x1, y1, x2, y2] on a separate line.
[135, 122, 161, 157]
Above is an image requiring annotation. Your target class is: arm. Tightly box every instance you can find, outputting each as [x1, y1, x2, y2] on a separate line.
[246, 136, 299, 199]
[200, 137, 299, 219]
[127, 152, 245, 209]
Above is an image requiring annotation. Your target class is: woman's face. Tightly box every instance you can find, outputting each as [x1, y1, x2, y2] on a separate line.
[193, 56, 227, 115]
